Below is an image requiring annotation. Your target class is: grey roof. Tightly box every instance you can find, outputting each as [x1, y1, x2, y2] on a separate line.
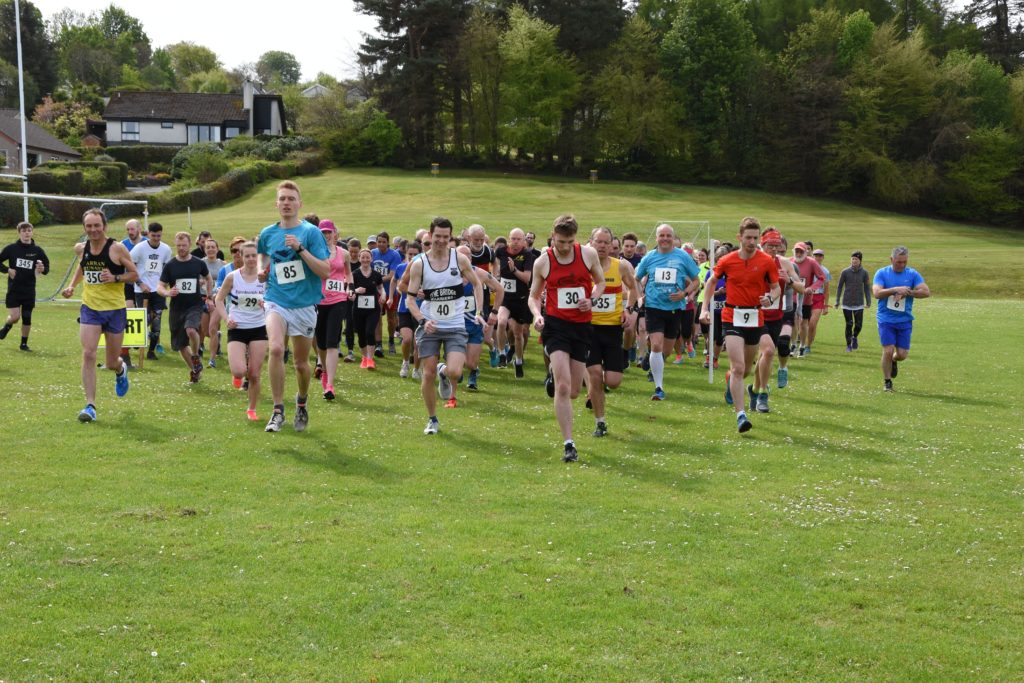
[103, 91, 248, 124]
[0, 109, 81, 156]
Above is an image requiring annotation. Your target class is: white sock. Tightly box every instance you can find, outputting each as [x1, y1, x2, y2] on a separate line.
[650, 351, 665, 387]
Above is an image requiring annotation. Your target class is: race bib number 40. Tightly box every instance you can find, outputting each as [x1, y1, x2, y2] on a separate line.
[887, 296, 907, 312]
[557, 287, 585, 309]
[654, 267, 677, 284]
[732, 307, 759, 328]
[275, 261, 306, 285]
[430, 301, 461, 320]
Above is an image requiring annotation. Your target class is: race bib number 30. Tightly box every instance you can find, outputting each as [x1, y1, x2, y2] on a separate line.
[887, 296, 907, 312]
[557, 287, 585, 309]
[275, 261, 306, 285]
[325, 279, 346, 293]
[175, 278, 197, 294]
[654, 267, 677, 284]
[732, 307, 759, 328]
[84, 270, 103, 285]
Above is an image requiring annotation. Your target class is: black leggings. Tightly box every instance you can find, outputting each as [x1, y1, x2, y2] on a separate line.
[353, 306, 381, 350]
[843, 309, 863, 344]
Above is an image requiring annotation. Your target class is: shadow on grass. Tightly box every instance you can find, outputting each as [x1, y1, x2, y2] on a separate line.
[275, 441, 403, 484]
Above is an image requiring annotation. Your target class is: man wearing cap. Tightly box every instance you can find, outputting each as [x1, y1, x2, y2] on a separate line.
[755, 228, 804, 408]
[834, 251, 871, 352]
[371, 230, 403, 356]
[790, 242, 826, 357]
[804, 247, 831, 353]
[872, 246, 929, 392]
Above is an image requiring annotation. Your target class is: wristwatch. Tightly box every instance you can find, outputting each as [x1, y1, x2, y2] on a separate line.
[295, 245, 304, 254]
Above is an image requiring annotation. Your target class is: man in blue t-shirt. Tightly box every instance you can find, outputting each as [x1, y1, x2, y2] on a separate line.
[257, 180, 331, 433]
[634, 224, 700, 399]
[872, 245, 930, 392]
[371, 230, 404, 356]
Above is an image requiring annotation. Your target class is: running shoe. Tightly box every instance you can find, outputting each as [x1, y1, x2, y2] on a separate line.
[115, 366, 130, 397]
[360, 356, 368, 369]
[314, 363, 323, 380]
[846, 344, 853, 352]
[388, 342, 396, 355]
[505, 346, 514, 364]
[497, 355, 507, 369]
[652, 387, 665, 401]
[891, 360, 898, 378]
[687, 342, 695, 358]
[703, 359, 710, 369]
[593, 421, 608, 438]
[246, 409, 259, 421]
[641, 353, 651, 371]
[366, 358, 376, 370]
[147, 350, 158, 361]
[155, 343, 164, 354]
[585, 398, 593, 410]
[233, 376, 243, 389]
[545, 371, 555, 398]
[208, 358, 216, 369]
[0, 325, 8, 339]
[78, 404, 97, 423]
[725, 371, 733, 405]
[884, 379, 893, 392]
[514, 362, 524, 379]
[444, 397, 458, 409]
[562, 442, 579, 463]
[777, 366, 789, 389]
[467, 368, 479, 391]
[737, 412, 753, 433]
[852, 337, 859, 350]
[400, 360, 410, 378]
[294, 402, 309, 432]
[489, 348, 499, 367]
[20, 343, 32, 352]
[412, 368, 422, 380]
[801, 346, 809, 357]
[424, 417, 439, 435]
[192, 355, 203, 381]
[672, 354, 684, 365]
[374, 344, 384, 358]
[343, 351, 356, 363]
[756, 392, 770, 413]
[747, 384, 756, 412]
[265, 411, 284, 432]
[647, 370, 654, 382]
[437, 363, 453, 399]
[324, 385, 335, 401]
[242, 378, 249, 390]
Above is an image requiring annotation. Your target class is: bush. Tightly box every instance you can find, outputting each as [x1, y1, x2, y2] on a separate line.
[105, 145, 181, 171]
[0, 196, 48, 228]
[171, 143, 224, 179]
[182, 149, 230, 184]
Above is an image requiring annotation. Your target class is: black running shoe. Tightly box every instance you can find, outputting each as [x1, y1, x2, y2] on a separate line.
[562, 443, 579, 462]
[374, 344, 385, 358]
[592, 422, 608, 438]
[545, 372, 555, 398]
[891, 360, 898, 378]
[884, 379, 893, 392]
[514, 362, 524, 379]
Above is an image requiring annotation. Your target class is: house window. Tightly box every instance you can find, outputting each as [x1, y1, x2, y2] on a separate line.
[122, 121, 140, 141]
[161, 121, 174, 129]
[225, 127, 240, 140]
[187, 125, 222, 144]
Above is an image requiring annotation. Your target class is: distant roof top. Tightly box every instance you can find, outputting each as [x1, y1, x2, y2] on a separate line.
[103, 91, 247, 124]
[0, 109, 80, 156]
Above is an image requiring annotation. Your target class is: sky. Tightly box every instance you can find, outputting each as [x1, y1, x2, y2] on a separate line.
[27, 0, 380, 81]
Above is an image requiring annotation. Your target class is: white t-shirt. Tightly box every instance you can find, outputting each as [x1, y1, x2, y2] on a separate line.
[130, 241, 173, 293]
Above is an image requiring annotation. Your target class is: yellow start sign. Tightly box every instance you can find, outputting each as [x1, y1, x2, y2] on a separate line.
[98, 308, 148, 348]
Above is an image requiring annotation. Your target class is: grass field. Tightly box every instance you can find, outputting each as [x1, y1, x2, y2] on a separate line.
[1, 170, 1023, 680]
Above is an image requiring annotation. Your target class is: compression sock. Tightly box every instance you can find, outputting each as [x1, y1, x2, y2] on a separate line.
[650, 351, 665, 388]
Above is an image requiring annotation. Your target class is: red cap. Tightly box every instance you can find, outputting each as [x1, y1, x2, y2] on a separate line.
[794, 242, 809, 252]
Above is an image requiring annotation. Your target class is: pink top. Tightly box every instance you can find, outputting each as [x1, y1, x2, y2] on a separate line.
[320, 245, 350, 304]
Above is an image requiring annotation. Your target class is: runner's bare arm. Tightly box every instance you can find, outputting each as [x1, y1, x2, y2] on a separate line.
[528, 252, 548, 328]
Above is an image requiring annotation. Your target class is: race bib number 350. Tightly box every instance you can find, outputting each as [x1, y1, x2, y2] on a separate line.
[557, 287, 585, 309]
[275, 261, 306, 285]
[84, 270, 103, 285]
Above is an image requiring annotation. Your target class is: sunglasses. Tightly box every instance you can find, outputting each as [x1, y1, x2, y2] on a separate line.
[230, 248, 240, 254]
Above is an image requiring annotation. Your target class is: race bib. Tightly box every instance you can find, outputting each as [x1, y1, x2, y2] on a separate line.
[732, 307, 759, 328]
[501, 277, 517, 293]
[175, 278, 197, 294]
[15, 258, 34, 269]
[654, 267, 677, 284]
[325, 279, 346, 293]
[84, 270, 103, 285]
[373, 263, 389, 277]
[357, 295, 376, 310]
[766, 294, 782, 310]
[464, 295, 476, 314]
[887, 296, 906, 312]
[557, 287, 585, 309]
[593, 292, 617, 311]
[713, 300, 725, 311]
[237, 294, 263, 311]
[275, 260, 305, 284]
[430, 301, 461, 320]
[146, 258, 162, 273]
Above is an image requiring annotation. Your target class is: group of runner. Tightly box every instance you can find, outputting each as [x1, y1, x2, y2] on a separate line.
[4, 179, 931, 461]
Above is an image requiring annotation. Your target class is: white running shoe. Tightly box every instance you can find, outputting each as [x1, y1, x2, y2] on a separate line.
[399, 360, 410, 378]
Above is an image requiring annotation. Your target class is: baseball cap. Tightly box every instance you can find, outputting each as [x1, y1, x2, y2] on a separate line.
[794, 242, 809, 252]
[319, 219, 337, 234]
[367, 234, 377, 243]
[812, 248, 824, 256]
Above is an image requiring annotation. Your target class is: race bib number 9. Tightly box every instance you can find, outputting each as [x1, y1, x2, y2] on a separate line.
[237, 294, 263, 311]
[175, 278, 197, 294]
[557, 287, 585, 309]
[501, 277, 517, 293]
[357, 295, 375, 310]
[733, 307, 758, 328]
[325, 279, 346, 293]
[84, 270, 103, 285]
[593, 293, 617, 311]
[275, 261, 306, 285]
[16, 258, 34, 269]
[887, 296, 906, 312]
[654, 267, 677, 284]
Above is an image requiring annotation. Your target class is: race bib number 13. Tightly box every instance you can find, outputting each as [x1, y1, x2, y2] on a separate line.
[275, 261, 306, 284]
[655, 267, 677, 284]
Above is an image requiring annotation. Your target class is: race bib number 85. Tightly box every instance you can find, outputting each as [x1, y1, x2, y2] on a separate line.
[275, 261, 306, 285]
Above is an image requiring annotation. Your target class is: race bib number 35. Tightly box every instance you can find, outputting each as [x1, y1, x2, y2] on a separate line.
[275, 261, 306, 285]
[557, 287, 585, 309]
[733, 307, 758, 328]
[593, 293, 617, 311]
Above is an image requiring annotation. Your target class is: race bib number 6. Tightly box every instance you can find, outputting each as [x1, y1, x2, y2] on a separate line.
[733, 307, 758, 328]
[275, 260, 306, 285]
[557, 287, 585, 309]
[887, 296, 906, 312]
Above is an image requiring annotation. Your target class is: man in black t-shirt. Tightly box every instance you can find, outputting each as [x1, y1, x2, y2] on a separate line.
[494, 228, 535, 376]
[159, 232, 212, 383]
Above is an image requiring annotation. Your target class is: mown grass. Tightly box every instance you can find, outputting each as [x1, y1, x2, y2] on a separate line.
[1, 170, 1022, 680]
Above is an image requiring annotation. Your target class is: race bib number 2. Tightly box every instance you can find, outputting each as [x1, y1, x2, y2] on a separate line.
[557, 287, 585, 309]
[357, 295, 375, 310]
[275, 260, 306, 285]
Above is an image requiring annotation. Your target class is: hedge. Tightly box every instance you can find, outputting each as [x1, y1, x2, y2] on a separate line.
[34, 160, 129, 189]
[102, 145, 181, 171]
